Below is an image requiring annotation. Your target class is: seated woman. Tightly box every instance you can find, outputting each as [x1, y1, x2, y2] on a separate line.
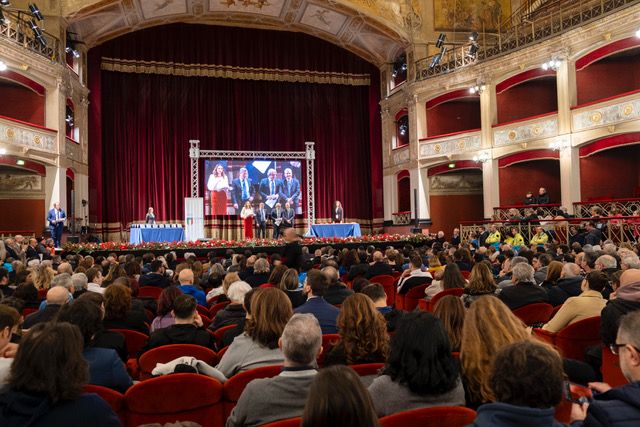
[461, 296, 530, 409]
[541, 271, 607, 333]
[215, 287, 292, 377]
[102, 284, 149, 334]
[278, 268, 306, 308]
[368, 311, 465, 417]
[150, 286, 183, 332]
[425, 263, 466, 301]
[210, 281, 251, 330]
[324, 294, 389, 366]
[433, 295, 465, 352]
[56, 299, 132, 393]
[266, 264, 288, 288]
[461, 262, 497, 308]
[0, 322, 120, 426]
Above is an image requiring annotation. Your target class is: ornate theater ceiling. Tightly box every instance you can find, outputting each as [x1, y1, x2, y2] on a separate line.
[62, 0, 417, 65]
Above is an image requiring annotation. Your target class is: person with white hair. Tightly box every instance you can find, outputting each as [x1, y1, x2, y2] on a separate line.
[621, 256, 640, 271]
[71, 273, 88, 297]
[547, 263, 584, 307]
[210, 281, 251, 331]
[226, 313, 322, 427]
[244, 258, 271, 288]
[498, 262, 549, 310]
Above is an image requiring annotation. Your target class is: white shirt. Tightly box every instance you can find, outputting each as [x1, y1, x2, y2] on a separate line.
[0, 357, 12, 386]
[87, 283, 105, 294]
[397, 269, 433, 293]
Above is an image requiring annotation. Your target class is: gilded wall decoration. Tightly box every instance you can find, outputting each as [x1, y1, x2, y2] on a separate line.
[429, 172, 483, 195]
[434, 0, 511, 32]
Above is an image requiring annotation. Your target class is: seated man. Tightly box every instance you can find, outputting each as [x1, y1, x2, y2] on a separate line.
[397, 253, 432, 295]
[322, 266, 353, 306]
[498, 262, 548, 310]
[177, 268, 207, 306]
[471, 341, 565, 426]
[360, 283, 403, 332]
[294, 270, 339, 334]
[365, 251, 393, 279]
[226, 313, 322, 427]
[143, 294, 215, 352]
[209, 281, 251, 331]
[138, 260, 170, 288]
[547, 263, 584, 306]
[23, 286, 70, 329]
[571, 311, 640, 426]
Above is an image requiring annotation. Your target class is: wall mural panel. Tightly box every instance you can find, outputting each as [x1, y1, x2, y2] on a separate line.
[434, 0, 511, 32]
[429, 172, 483, 195]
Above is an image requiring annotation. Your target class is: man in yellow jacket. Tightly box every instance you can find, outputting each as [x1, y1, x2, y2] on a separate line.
[486, 224, 502, 249]
[530, 226, 549, 246]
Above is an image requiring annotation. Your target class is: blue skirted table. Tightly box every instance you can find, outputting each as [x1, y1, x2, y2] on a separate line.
[307, 223, 362, 238]
[129, 224, 185, 244]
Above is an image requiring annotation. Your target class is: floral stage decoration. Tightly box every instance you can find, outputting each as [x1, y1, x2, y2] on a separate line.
[62, 233, 429, 254]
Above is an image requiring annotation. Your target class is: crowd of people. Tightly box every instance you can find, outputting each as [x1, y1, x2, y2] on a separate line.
[0, 228, 640, 426]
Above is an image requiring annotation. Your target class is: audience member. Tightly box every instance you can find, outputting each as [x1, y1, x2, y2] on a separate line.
[22, 286, 69, 329]
[461, 296, 530, 407]
[302, 365, 381, 427]
[571, 311, 640, 425]
[138, 260, 170, 288]
[462, 262, 497, 308]
[0, 305, 20, 385]
[150, 285, 183, 332]
[56, 299, 132, 392]
[244, 258, 271, 288]
[360, 283, 403, 332]
[365, 251, 393, 279]
[601, 268, 640, 346]
[470, 341, 565, 426]
[226, 314, 322, 427]
[210, 281, 250, 330]
[12, 283, 39, 309]
[294, 270, 339, 334]
[216, 288, 291, 377]
[540, 260, 563, 291]
[433, 295, 465, 352]
[267, 264, 288, 287]
[323, 266, 353, 306]
[28, 264, 55, 291]
[144, 294, 214, 351]
[425, 262, 466, 301]
[324, 294, 389, 366]
[546, 262, 583, 307]
[498, 263, 549, 310]
[278, 268, 306, 308]
[86, 267, 105, 294]
[368, 311, 465, 416]
[176, 268, 207, 306]
[397, 253, 432, 294]
[585, 222, 603, 246]
[102, 284, 148, 334]
[0, 322, 120, 426]
[76, 292, 127, 362]
[542, 271, 607, 333]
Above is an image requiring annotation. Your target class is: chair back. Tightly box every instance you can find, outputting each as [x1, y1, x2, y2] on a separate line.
[212, 324, 236, 349]
[110, 328, 149, 359]
[22, 307, 38, 317]
[513, 303, 554, 326]
[222, 365, 283, 418]
[200, 314, 212, 329]
[349, 363, 384, 377]
[396, 283, 429, 311]
[262, 417, 302, 427]
[427, 287, 464, 312]
[84, 384, 125, 425]
[37, 288, 47, 300]
[555, 316, 601, 361]
[550, 304, 563, 319]
[138, 286, 163, 299]
[461, 270, 471, 279]
[207, 294, 222, 306]
[317, 333, 340, 367]
[555, 383, 592, 423]
[379, 406, 476, 427]
[602, 346, 628, 388]
[125, 373, 224, 427]
[138, 344, 218, 379]
[196, 304, 210, 318]
[259, 283, 276, 288]
[209, 301, 231, 317]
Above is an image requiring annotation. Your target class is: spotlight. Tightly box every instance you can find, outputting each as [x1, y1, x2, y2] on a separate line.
[542, 58, 561, 71]
[469, 84, 485, 95]
[391, 69, 398, 78]
[29, 3, 43, 21]
[29, 20, 46, 47]
[0, 61, 6, 71]
[16, 159, 25, 166]
[435, 33, 446, 48]
[636, 29, 640, 38]
[0, 148, 6, 155]
[399, 123, 408, 136]
[0, 0, 10, 6]
[467, 44, 478, 59]
[401, 63, 407, 71]
[469, 31, 478, 42]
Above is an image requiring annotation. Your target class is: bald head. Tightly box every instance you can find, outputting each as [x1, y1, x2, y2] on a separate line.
[178, 269, 194, 285]
[57, 262, 73, 275]
[620, 269, 640, 288]
[561, 263, 581, 278]
[373, 251, 384, 262]
[46, 286, 69, 305]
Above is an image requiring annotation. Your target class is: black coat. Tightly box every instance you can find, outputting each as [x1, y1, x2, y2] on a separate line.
[497, 282, 548, 310]
[282, 242, 303, 270]
[470, 402, 565, 427]
[144, 323, 215, 352]
[103, 310, 149, 334]
[579, 381, 640, 427]
[536, 193, 550, 204]
[365, 262, 393, 279]
[245, 272, 271, 288]
[547, 276, 583, 307]
[23, 304, 62, 329]
[90, 329, 128, 362]
[209, 303, 246, 330]
[600, 298, 640, 346]
[138, 272, 171, 288]
[285, 289, 307, 309]
[585, 229, 603, 246]
[324, 284, 354, 306]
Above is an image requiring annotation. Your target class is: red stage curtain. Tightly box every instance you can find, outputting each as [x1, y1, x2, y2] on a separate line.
[88, 24, 382, 238]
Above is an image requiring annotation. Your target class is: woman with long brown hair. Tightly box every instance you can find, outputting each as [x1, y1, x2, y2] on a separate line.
[216, 287, 292, 377]
[102, 264, 126, 287]
[433, 295, 466, 352]
[279, 268, 306, 308]
[460, 296, 530, 408]
[324, 293, 389, 366]
[267, 264, 288, 287]
[461, 262, 498, 308]
[425, 262, 466, 301]
[102, 284, 148, 334]
[540, 260, 563, 291]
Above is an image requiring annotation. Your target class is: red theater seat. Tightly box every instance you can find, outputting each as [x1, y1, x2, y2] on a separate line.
[396, 284, 429, 311]
[379, 406, 476, 427]
[84, 384, 125, 425]
[196, 304, 210, 318]
[423, 288, 465, 312]
[138, 286, 163, 299]
[138, 344, 218, 379]
[125, 373, 224, 427]
[209, 301, 231, 317]
[222, 365, 283, 418]
[317, 333, 340, 367]
[533, 316, 601, 361]
[212, 324, 236, 349]
[349, 363, 384, 377]
[109, 329, 148, 359]
[513, 303, 554, 326]
[369, 275, 396, 306]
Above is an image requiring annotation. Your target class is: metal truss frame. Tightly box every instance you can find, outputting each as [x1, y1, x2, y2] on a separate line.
[189, 140, 316, 230]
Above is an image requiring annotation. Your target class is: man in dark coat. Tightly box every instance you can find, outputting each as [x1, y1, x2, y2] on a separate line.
[498, 263, 548, 310]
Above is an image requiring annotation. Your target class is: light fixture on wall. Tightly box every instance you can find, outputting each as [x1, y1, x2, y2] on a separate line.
[473, 151, 491, 163]
[0, 60, 6, 71]
[469, 83, 485, 94]
[636, 29, 640, 38]
[0, 148, 6, 155]
[550, 138, 570, 151]
[16, 159, 25, 166]
[542, 58, 562, 71]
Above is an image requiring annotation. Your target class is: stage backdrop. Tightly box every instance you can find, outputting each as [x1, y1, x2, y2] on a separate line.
[88, 24, 382, 241]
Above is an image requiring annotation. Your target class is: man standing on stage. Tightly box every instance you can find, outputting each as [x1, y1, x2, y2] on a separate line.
[283, 202, 295, 230]
[231, 167, 255, 211]
[271, 202, 284, 239]
[279, 168, 300, 210]
[47, 202, 66, 249]
[259, 168, 282, 212]
[256, 202, 268, 239]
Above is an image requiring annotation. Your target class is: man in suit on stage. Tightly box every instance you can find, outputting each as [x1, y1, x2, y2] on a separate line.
[47, 202, 66, 248]
[283, 202, 295, 229]
[279, 168, 300, 209]
[259, 168, 282, 212]
[271, 202, 284, 239]
[231, 167, 255, 211]
[255, 202, 268, 239]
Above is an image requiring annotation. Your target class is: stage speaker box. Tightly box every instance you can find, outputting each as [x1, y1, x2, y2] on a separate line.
[67, 236, 80, 244]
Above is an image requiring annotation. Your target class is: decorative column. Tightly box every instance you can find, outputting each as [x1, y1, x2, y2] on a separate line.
[556, 59, 581, 209]
[380, 106, 395, 223]
[408, 93, 429, 223]
[480, 82, 499, 219]
[44, 165, 66, 225]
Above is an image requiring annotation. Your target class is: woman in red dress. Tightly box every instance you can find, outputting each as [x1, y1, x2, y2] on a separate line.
[240, 201, 255, 239]
[206, 163, 230, 215]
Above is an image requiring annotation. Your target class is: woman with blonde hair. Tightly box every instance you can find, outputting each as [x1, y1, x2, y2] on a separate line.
[278, 268, 306, 308]
[324, 293, 389, 366]
[28, 264, 55, 290]
[461, 262, 497, 308]
[460, 296, 530, 407]
[240, 201, 255, 240]
[216, 287, 292, 377]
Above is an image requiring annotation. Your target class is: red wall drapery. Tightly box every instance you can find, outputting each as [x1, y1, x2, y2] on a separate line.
[88, 24, 382, 236]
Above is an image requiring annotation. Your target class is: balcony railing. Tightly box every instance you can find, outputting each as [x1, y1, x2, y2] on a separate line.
[574, 198, 640, 218]
[493, 204, 562, 221]
[416, 0, 640, 81]
[0, 10, 60, 62]
[0, 115, 57, 153]
[493, 113, 559, 147]
[572, 89, 640, 132]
